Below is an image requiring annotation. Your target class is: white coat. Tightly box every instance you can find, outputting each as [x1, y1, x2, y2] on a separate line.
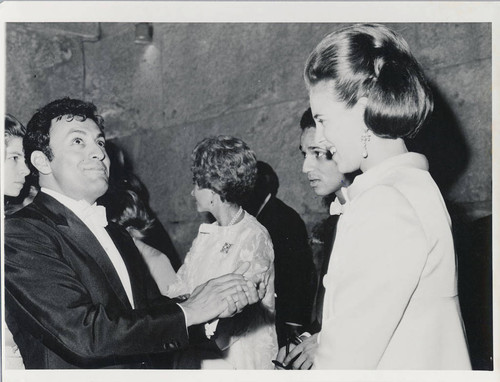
[314, 153, 471, 370]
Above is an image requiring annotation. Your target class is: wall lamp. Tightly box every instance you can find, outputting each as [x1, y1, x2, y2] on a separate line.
[135, 23, 153, 44]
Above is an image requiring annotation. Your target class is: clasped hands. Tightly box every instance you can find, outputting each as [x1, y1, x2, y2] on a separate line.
[179, 262, 266, 327]
[274, 333, 319, 370]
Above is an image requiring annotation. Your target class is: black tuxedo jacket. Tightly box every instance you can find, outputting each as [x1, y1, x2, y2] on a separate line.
[308, 214, 339, 334]
[4, 193, 189, 369]
[256, 196, 315, 347]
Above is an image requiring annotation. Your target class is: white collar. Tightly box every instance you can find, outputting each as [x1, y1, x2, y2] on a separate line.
[256, 193, 272, 217]
[346, 152, 429, 202]
[329, 188, 350, 216]
[40, 188, 102, 225]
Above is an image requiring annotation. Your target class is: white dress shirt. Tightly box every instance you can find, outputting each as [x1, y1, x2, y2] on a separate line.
[41, 188, 135, 309]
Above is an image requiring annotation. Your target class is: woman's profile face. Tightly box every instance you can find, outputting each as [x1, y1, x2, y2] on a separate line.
[191, 183, 213, 213]
[309, 80, 367, 174]
[4, 136, 30, 197]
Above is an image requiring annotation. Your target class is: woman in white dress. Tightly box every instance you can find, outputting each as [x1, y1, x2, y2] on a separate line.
[4, 114, 31, 369]
[164, 135, 277, 369]
[300, 24, 471, 369]
[101, 140, 276, 370]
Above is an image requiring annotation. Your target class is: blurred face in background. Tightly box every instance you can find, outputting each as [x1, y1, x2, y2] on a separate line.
[4, 136, 30, 197]
[300, 126, 346, 197]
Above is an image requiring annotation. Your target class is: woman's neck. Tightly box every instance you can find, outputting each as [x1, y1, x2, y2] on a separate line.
[360, 136, 408, 173]
[213, 203, 243, 226]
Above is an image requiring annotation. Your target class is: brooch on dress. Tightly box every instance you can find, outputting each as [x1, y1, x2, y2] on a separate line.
[220, 242, 233, 254]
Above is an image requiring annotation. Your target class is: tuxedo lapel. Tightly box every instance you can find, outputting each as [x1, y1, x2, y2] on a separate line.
[105, 223, 149, 309]
[35, 193, 133, 310]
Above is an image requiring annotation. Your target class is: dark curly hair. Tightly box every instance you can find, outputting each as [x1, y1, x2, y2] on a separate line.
[191, 135, 257, 206]
[305, 24, 433, 139]
[24, 97, 105, 180]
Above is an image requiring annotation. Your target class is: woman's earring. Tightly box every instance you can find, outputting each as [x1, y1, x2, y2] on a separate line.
[361, 129, 370, 159]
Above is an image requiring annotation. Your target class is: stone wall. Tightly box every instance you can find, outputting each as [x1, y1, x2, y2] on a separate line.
[6, 22, 492, 257]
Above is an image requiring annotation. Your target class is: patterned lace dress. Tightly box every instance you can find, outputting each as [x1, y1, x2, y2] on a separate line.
[165, 211, 277, 369]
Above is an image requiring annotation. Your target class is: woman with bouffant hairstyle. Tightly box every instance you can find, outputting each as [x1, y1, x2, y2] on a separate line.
[165, 136, 277, 369]
[296, 24, 471, 370]
[305, 24, 433, 141]
[190, 136, 257, 207]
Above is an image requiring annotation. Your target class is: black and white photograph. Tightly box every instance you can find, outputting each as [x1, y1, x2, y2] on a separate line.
[0, 2, 497, 382]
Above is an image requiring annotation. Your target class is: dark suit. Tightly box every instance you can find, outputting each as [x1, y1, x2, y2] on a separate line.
[255, 196, 315, 347]
[308, 214, 339, 334]
[454, 214, 493, 370]
[4, 193, 190, 369]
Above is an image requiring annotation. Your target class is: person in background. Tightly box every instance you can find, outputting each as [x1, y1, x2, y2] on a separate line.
[3, 114, 30, 369]
[4, 98, 263, 369]
[453, 213, 493, 369]
[275, 107, 355, 370]
[160, 136, 277, 369]
[105, 188, 179, 295]
[303, 23, 471, 369]
[244, 160, 315, 348]
[100, 142, 182, 271]
[98, 141, 182, 290]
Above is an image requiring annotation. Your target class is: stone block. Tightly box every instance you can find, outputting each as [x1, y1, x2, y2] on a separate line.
[84, 23, 164, 139]
[426, 59, 491, 203]
[411, 23, 491, 70]
[6, 23, 85, 124]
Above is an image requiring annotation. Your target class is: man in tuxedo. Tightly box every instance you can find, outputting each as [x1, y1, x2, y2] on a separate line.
[245, 160, 315, 347]
[4, 97, 262, 369]
[275, 108, 355, 369]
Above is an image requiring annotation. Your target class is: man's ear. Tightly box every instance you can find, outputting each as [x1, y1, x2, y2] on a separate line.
[31, 151, 52, 175]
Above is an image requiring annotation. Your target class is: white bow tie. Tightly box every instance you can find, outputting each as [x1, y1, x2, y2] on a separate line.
[329, 198, 344, 216]
[82, 204, 108, 227]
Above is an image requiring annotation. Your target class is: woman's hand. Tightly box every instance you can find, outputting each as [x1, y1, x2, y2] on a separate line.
[275, 333, 319, 370]
[220, 262, 262, 318]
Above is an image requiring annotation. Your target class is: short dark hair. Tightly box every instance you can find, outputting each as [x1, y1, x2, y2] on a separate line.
[191, 135, 257, 206]
[304, 23, 433, 139]
[5, 114, 26, 144]
[255, 161, 279, 198]
[300, 108, 315, 132]
[24, 97, 105, 179]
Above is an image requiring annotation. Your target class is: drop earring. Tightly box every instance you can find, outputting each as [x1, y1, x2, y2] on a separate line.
[210, 191, 215, 206]
[361, 128, 370, 159]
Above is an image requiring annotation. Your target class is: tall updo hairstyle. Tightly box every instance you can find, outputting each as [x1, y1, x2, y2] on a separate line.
[304, 23, 433, 139]
[191, 135, 257, 206]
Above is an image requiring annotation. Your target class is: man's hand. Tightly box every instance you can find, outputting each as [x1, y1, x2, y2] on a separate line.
[275, 333, 319, 370]
[179, 262, 261, 326]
